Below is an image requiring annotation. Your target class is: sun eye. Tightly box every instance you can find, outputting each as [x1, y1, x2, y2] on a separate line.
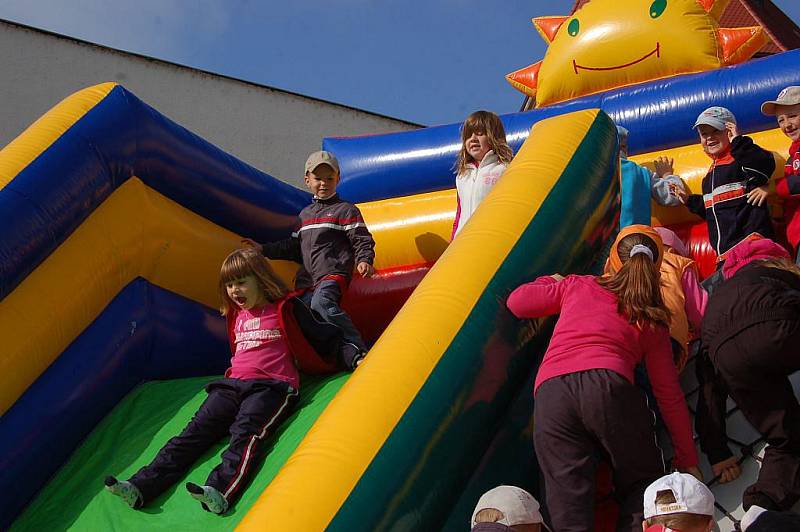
[650, 0, 667, 18]
[567, 18, 579, 37]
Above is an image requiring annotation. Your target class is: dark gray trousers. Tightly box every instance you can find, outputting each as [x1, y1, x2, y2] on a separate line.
[534, 369, 665, 532]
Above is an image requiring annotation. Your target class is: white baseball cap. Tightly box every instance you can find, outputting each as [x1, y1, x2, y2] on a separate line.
[471, 486, 544, 527]
[693, 106, 736, 131]
[761, 86, 800, 116]
[643, 473, 715, 519]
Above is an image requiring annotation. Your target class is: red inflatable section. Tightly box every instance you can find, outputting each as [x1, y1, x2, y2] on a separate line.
[669, 221, 717, 279]
[343, 263, 431, 345]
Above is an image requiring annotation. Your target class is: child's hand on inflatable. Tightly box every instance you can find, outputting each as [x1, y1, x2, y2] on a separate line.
[241, 238, 263, 253]
[654, 156, 674, 178]
[663, 176, 688, 204]
[550, 273, 565, 282]
[669, 181, 688, 204]
[712, 456, 741, 484]
[357, 262, 375, 278]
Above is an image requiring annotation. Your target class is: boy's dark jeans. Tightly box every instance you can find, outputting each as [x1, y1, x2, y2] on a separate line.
[302, 279, 366, 352]
[129, 378, 298, 506]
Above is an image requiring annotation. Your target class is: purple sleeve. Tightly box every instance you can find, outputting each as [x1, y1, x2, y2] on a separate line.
[643, 326, 699, 468]
[681, 266, 707, 333]
[506, 276, 565, 319]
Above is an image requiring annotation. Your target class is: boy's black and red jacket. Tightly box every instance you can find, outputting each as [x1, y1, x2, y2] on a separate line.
[262, 194, 375, 289]
[685, 136, 776, 255]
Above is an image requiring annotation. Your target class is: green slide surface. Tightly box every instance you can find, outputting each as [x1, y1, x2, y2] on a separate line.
[13, 374, 347, 531]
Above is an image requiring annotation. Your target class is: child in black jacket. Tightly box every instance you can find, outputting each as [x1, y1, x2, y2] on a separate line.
[685, 106, 775, 257]
[695, 238, 800, 512]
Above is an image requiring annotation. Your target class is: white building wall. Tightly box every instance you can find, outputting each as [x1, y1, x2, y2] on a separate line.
[0, 20, 420, 189]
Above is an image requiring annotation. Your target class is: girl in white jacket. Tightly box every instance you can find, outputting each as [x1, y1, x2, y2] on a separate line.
[451, 111, 514, 240]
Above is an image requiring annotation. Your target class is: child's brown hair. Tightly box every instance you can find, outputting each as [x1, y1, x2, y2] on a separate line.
[218, 248, 288, 316]
[645, 490, 713, 530]
[455, 110, 514, 175]
[598, 232, 671, 328]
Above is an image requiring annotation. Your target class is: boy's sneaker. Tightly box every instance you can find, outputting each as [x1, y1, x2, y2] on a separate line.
[104, 476, 143, 509]
[340, 342, 367, 370]
[186, 482, 228, 515]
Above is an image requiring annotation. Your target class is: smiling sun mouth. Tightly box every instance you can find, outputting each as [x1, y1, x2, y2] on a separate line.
[573, 43, 660, 74]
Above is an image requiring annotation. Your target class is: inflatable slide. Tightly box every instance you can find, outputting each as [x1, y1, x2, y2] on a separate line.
[0, 85, 618, 531]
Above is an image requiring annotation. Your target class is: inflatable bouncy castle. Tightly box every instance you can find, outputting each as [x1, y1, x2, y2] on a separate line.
[1, 1, 798, 530]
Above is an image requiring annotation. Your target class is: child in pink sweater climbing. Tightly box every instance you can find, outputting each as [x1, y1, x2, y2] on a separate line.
[507, 225, 698, 532]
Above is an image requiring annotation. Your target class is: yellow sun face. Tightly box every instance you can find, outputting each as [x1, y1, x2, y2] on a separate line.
[506, 0, 767, 107]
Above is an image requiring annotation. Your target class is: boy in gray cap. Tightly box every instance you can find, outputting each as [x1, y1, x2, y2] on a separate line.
[244, 151, 375, 369]
[684, 106, 775, 260]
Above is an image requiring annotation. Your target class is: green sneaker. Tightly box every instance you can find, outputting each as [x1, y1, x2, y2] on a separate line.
[186, 482, 228, 514]
[104, 476, 143, 509]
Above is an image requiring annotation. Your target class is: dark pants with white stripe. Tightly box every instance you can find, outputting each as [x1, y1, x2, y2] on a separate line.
[711, 319, 800, 511]
[534, 370, 665, 532]
[129, 378, 298, 506]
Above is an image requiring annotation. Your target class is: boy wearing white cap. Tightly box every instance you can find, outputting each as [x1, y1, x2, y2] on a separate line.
[684, 106, 775, 260]
[642, 472, 715, 532]
[470, 485, 548, 532]
[762, 86, 800, 262]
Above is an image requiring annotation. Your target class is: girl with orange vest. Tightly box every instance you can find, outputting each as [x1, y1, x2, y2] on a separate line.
[654, 227, 708, 372]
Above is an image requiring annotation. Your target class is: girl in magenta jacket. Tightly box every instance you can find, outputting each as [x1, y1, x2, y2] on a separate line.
[506, 225, 698, 532]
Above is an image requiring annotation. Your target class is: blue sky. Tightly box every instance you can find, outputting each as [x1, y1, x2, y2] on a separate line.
[1, 0, 798, 126]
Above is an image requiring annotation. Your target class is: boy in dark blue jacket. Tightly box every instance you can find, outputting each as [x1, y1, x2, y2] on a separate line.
[685, 106, 775, 257]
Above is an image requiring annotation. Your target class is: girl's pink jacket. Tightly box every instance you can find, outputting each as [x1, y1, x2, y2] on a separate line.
[507, 274, 698, 468]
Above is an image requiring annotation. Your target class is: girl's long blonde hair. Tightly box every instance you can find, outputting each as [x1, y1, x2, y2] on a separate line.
[455, 110, 514, 176]
[597, 232, 671, 328]
[218, 248, 288, 316]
